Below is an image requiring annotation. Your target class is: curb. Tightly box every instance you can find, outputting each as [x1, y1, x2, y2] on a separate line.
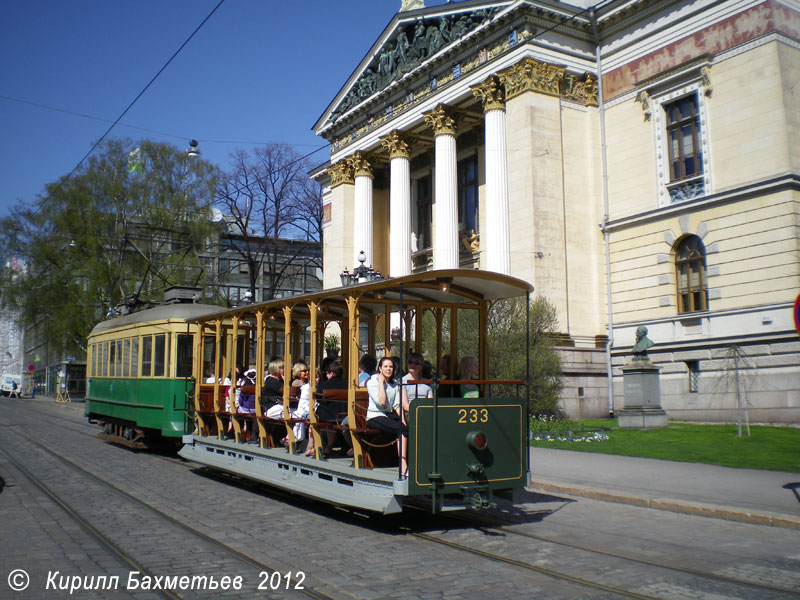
[530, 480, 800, 531]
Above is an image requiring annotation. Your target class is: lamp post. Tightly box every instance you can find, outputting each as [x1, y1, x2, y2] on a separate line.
[339, 250, 382, 286]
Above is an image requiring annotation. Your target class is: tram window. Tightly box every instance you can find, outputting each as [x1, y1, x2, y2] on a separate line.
[153, 334, 166, 377]
[109, 341, 117, 377]
[101, 342, 108, 377]
[176, 335, 193, 378]
[122, 339, 130, 377]
[115, 340, 123, 378]
[142, 336, 152, 377]
[203, 336, 217, 379]
[131, 338, 139, 377]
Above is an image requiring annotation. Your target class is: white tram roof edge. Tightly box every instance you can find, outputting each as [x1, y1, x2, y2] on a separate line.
[186, 269, 534, 323]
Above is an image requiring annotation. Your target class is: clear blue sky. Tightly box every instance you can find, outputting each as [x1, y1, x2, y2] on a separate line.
[0, 0, 448, 216]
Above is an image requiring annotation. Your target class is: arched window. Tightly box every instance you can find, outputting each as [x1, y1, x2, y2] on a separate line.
[675, 235, 707, 313]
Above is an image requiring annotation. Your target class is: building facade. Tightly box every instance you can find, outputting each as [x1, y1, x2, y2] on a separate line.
[312, 0, 800, 422]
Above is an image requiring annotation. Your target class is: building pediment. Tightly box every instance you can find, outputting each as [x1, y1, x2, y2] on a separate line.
[316, 1, 513, 133]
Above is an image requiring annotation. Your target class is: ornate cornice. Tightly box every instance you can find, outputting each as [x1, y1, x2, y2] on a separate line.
[498, 57, 597, 106]
[380, 130, 411, 160]
[347, 152, 373, 179]
[423, 104, 457, 136]
[471, 75, 505, 112]
[499, 57, 564, 100]
[329, 159, 354, 188]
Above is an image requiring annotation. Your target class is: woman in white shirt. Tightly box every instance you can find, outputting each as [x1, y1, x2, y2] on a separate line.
[366, 357, 405, 474]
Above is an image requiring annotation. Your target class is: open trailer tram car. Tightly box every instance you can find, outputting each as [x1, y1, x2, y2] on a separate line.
[179, 269, 533, 514]
[85, 290, 222, 449]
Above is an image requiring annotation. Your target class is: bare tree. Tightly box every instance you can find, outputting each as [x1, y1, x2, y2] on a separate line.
[215, 144, 322, 301]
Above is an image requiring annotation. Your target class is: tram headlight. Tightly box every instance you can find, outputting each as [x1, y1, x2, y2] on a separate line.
[466, 430, 488, 451]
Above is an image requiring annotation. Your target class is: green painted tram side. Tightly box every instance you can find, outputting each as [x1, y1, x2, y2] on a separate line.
[85, 378, 194, 437]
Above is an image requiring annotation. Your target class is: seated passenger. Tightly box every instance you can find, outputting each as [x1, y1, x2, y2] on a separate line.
[401, 352, 432, 476]
[238, 368, 257, 440]
[314, 361, 348, 455]
[262, 357, 285, 417]
[358, 353, 377, 387]
[366, 357, 404, 468]
[437, 354, 454, 398]
[287, 361, 311, 443]
[304, 369, 323, 456]
[457, 355, 479, 398]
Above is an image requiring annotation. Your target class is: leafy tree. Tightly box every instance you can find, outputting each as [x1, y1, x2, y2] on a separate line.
[418, 295, 563, 415]
[0, 138, 218, 355]
[487, 296, 563, 416]
[214, 144, 323, 301]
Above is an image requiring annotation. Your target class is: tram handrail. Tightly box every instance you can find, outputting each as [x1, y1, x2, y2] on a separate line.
[404, 379, 524, 386]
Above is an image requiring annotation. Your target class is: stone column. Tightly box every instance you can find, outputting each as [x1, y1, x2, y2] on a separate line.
[325, 159, 355, 289]
[348, 152, 374, 270]
[423, 104, 459, 270]
[381, 130, 412, 277]
[472, 75, 510, 275]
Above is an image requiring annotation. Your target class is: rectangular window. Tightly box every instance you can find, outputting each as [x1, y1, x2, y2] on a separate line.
[115, 340, 123, 377]
[666, 94, 702, 181]
[142, 336, 152, 377]
[457, 155, 479, 235]
[109, 341, 117, 377]
[176, 334, 194, 378]
[687, 360, 699, 393]
[153, 334, 166, 377]
[122, 339, 130, 377]
[102, 342, 108, 377]
[131, 338, 139, 377]
[414, 174, 432, 251]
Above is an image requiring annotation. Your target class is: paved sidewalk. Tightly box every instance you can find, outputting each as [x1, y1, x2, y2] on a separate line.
[529, 447, 800, 529]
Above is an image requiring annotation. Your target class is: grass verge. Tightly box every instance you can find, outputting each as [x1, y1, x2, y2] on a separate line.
[529, 419, 800, 473]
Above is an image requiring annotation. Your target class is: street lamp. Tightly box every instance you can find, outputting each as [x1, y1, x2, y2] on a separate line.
[339, 250, 382, 286]
[187, 139, 200, 158]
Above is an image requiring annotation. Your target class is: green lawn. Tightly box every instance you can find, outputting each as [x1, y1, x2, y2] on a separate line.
[529, 420, 800, 473]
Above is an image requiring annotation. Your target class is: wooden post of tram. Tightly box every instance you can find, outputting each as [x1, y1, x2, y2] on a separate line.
[346, 295, 366, 468]
[415, 307, 424, 354]
[383, 303, 391, 357]
[308, 300, 323, 459]
[192, 323, 204, 435]
[283, 305, 295, 453]
[254, 310, 265, 447]
[449, 307, 458, 378]
[229, 316, 242, 442]
[213, 320, 223, 439]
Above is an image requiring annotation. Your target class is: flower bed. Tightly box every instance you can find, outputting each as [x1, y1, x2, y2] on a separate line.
[529, 415, 610, 443]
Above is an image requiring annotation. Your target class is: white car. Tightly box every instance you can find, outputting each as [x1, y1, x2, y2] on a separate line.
[1, 374, 22, 396]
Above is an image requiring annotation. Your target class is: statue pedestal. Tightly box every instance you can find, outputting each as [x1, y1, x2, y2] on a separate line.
[617, 362, 667, 429]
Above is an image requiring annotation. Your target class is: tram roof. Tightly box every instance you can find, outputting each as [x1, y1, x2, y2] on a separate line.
[89, 303, 224, 335]
[188, 270, 533, 324]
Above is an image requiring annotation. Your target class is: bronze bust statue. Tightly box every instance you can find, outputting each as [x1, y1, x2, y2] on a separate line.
[631, 326, 654, 363]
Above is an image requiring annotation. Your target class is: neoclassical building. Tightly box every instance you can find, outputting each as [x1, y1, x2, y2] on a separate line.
[311, 0, 800, 422]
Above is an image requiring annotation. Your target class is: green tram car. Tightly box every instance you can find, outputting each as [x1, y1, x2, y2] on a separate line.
[85, 300, 222, 448]
[179, 270, 533, 514]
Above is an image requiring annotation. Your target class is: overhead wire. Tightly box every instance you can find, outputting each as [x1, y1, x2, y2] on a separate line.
[0, 95, 324, 148]
[60, 0, 227, 185]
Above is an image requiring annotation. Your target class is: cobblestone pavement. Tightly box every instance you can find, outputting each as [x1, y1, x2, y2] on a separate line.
[2, 397, 799, 600]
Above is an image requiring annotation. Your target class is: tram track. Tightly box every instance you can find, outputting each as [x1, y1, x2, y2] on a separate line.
[27, 400, 800, 598]
[400, 503, 800, 599]
[0, 425, 339, 600]
[464, 512, 800, 597]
